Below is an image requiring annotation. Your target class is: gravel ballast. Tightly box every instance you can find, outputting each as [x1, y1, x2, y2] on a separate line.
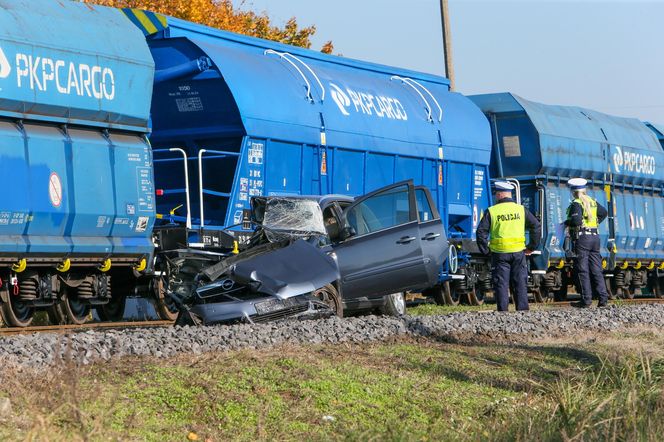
[2, 304, 664, 367]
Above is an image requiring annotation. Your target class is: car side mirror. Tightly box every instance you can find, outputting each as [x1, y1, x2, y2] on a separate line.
[339, 226, 356, 241]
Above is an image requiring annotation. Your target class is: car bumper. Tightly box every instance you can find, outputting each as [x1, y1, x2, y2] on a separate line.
[176, 294, 333, 326]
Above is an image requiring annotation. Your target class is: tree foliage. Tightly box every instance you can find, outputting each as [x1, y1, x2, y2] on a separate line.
[85, 0, 333, 53]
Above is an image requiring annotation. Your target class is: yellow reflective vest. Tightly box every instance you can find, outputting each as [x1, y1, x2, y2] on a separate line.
[571, 196, 598, 228]
[488, 202, 526, 253]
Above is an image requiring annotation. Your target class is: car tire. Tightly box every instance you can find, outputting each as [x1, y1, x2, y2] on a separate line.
[380, 292, 406, 316]
[313, 284, 344, 318]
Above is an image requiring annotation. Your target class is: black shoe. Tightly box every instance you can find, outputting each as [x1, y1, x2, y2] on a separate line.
[597, 302, 609, 308]
[571, 301, 591, 309]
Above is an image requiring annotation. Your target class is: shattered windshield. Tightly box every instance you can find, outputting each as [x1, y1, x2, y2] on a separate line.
[261, 198, 326, 242]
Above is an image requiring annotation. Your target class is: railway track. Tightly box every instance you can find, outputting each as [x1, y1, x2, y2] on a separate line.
[1, 298, 663, 336]
[0, 320, 173, 336]
[543, 297, 664, 307]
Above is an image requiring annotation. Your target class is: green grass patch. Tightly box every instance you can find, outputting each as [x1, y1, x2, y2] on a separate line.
[407, 302, 494, 315]
[1, 331, 664, 441]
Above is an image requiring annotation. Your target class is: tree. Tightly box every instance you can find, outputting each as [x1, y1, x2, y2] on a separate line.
[85, 0, 333, 54]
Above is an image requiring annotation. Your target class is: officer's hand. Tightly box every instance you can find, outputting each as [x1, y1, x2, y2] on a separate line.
[525, 249, 533, 256]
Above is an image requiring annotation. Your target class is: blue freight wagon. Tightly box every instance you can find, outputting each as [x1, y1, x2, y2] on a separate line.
[0, 0, 156, 326]
[124, 10, 493, 307]
[471, 93, 664, 300]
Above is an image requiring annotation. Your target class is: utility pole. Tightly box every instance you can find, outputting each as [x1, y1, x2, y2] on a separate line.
[440, 0, 455, 90]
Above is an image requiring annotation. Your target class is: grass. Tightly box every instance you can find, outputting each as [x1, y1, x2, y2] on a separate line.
[1, 330, 664, 440]
[407, 302, 495, 316]
[406, 299, 561, 316]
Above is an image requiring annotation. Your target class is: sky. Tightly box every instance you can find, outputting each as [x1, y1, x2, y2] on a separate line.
[232, 0, 664, 124]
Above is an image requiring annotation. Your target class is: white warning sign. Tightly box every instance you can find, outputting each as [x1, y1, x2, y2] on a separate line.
[49, 172, 62, 208]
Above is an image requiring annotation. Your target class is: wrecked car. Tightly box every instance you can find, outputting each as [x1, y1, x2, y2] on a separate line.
[170, 180, 448, 326]
[167, 198, 338, 326]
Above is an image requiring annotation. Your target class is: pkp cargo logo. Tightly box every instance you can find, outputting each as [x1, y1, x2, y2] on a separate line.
[329, 83, 350, 116]
[613, 145, 656, 176]
[0, 46, 115, 100]
[328, 82, 408, 121]
[612, 146, 624, 173]
[0, 47, 11, 79]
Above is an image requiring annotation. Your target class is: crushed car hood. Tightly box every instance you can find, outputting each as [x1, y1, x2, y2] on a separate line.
[200, 239, 339, 299]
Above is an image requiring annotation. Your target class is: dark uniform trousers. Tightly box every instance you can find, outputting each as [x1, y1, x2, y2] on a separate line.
[574, 234, 609, 305]
[492, 251, 529, 311]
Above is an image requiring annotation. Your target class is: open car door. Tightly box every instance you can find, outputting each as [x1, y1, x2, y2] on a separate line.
[331, 181, 431, 301]
[414, 186, 448, 287]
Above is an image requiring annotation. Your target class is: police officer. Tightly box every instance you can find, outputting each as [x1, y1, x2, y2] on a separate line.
[476, 182, 541, 311]
[565, 178, 609, 308]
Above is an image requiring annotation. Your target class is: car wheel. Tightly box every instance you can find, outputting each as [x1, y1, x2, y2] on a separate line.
[380, 292, 406, 316]
[313, 284, 343, 318]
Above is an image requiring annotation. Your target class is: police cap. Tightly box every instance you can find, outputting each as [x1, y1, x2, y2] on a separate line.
[493, 181, 515, 191]
[567, 178, 587, 190]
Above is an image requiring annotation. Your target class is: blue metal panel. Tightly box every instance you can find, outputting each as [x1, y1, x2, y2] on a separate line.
[645, 122, 664, 150]
[366, 154, 396, 191]
[68, 128, 115, 254]
[0, 120, 30, 254]
[0, 0, 154, 131]
[107, 133, 155, 256]
[331, 149, 365, 195]
[23, 123, 72, 254]
[612, 189, 663, 263]
[265, 141, 303, 195]
[471, 93, 664, 186]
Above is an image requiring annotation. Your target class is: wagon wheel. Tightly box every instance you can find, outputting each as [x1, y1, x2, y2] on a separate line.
[47, 301, 67, 325]
[313, 284, 343, 317]
[553, 285, 568, 302]
[59, 285, 91, 325]
[613, 285, 633, 300]
[425, 282, 459, 306]
[152, 278, 178, 321]
[532, 287, 554, 303]
[97, 295, 127, 322]
[466, 287, 486, 306]
[655, 278, 664, 299]
[424, 285, 444, 306]
[622, 286, 635, 300]
[605, 277, 616, 300]
[1, 295, 35, 327]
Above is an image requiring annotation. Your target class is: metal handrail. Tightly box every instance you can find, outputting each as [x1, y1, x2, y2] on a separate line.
[169, 148, 192, 229]
[538, 186, 545, 239]
[281, 52, 325, 102]
[265, 49, 315, 102]
[404, 78, 443, 122]
[390, 75, 433, 123]
[198, 149, 241, 228]
[505, 178, 522, 205]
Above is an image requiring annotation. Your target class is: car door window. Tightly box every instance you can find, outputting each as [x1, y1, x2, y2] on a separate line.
[346, 184, 412, 236]
[415, 188, 440, 222]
